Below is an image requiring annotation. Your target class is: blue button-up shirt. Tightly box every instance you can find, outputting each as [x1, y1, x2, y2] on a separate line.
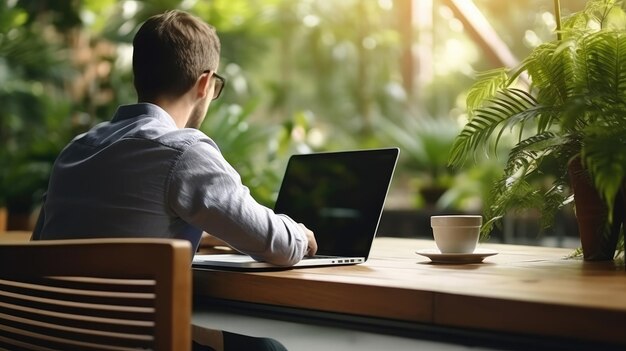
[32, 103, 307, 266]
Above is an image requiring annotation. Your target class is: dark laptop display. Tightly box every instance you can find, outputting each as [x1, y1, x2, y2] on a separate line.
[273, 148, 399, 260]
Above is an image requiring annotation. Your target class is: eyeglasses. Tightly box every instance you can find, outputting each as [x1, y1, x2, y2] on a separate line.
[204, 70, 226, 100]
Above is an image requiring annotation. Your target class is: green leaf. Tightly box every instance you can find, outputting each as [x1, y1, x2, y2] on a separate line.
[465, 69, 509, 116]
[449, 88, 541, 167]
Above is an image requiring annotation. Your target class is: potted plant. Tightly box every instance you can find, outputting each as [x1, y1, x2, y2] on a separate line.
[448, 0, 626, 260]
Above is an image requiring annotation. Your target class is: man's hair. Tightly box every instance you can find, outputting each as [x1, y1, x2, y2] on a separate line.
[132, 10, 221, 101]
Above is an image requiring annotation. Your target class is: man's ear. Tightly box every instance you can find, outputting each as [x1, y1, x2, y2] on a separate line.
[196, 72, 211, 99]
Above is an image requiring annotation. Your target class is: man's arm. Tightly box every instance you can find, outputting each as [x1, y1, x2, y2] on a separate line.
[167, 140, 313, 266]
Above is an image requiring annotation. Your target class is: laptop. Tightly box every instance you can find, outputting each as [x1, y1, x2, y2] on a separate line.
[192, 147, 399, 270]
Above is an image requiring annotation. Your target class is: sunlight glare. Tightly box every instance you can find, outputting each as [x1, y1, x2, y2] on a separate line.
[122, 1, 140, 19]
[307, 127, 326, 148]
[362, 37, 377, 50]
[225, 63, 248, 95]
[180, 0, 197, 10]
[332, 42, 354, 61]
[449, 18, 464, 32]
[378, 0, 393, 11]
[303, 15, 320, 27]
[435, 39, 476, 76]
[523, 30, 541, 48]
[456, 113, 469, 127]
[438, 5, 454, 20]
[80, 10, 95, 26]
[115, 43, 133, 70]
[385, 82, 407, 101]
[118, 21, 135, 37]
[541, 11, 556, 28]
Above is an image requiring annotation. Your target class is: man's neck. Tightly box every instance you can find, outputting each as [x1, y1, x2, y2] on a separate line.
[144, 96, 192, 129]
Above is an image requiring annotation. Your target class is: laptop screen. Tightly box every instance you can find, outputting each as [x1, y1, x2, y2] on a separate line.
[273, 148, 399, 259]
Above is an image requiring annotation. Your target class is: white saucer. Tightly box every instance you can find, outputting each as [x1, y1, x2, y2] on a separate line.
[415, 248, 498, 264]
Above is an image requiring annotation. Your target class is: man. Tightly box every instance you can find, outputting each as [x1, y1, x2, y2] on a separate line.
[32, 9, 317, 351]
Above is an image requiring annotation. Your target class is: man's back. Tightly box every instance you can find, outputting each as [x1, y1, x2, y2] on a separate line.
[34, 103, 308, 266]
[34, 103, 208, 249]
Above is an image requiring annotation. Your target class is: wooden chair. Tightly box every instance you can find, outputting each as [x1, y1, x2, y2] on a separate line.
[0, 238, 192, 351]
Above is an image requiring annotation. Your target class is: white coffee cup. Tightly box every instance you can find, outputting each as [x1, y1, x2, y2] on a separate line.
[431, 215, 482, 253]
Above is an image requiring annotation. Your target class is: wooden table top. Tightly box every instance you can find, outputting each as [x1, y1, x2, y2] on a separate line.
[0, 231, 32, 242]
[193, 237, 626, 346]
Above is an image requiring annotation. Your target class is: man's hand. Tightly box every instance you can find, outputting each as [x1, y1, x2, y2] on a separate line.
[199, 232, 234, 254]
[299, 223, 317, 257]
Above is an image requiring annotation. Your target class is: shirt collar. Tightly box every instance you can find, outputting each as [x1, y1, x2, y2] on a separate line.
[111, 103, 178, 129]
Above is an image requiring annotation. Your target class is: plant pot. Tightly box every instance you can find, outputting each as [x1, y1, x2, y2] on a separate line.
[568, 157, 623, 261]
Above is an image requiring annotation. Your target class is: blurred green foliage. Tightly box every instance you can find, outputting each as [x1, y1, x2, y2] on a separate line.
[0, 0, 590, 215]
[0, 1, 77, 210]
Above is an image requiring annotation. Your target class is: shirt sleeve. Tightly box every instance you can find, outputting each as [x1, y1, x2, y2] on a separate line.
[166, 139, 308, 266]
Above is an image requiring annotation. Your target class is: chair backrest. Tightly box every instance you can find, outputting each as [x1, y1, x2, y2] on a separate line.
[0, 238, 192, 351]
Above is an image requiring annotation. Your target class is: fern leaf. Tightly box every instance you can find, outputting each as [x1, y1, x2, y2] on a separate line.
[465, 69, 509, 115]
[449, 88, 543, 167]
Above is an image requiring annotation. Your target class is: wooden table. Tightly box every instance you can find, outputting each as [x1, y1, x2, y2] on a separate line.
[0, 231, 32, 242]
[193, 237, 626, 348]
